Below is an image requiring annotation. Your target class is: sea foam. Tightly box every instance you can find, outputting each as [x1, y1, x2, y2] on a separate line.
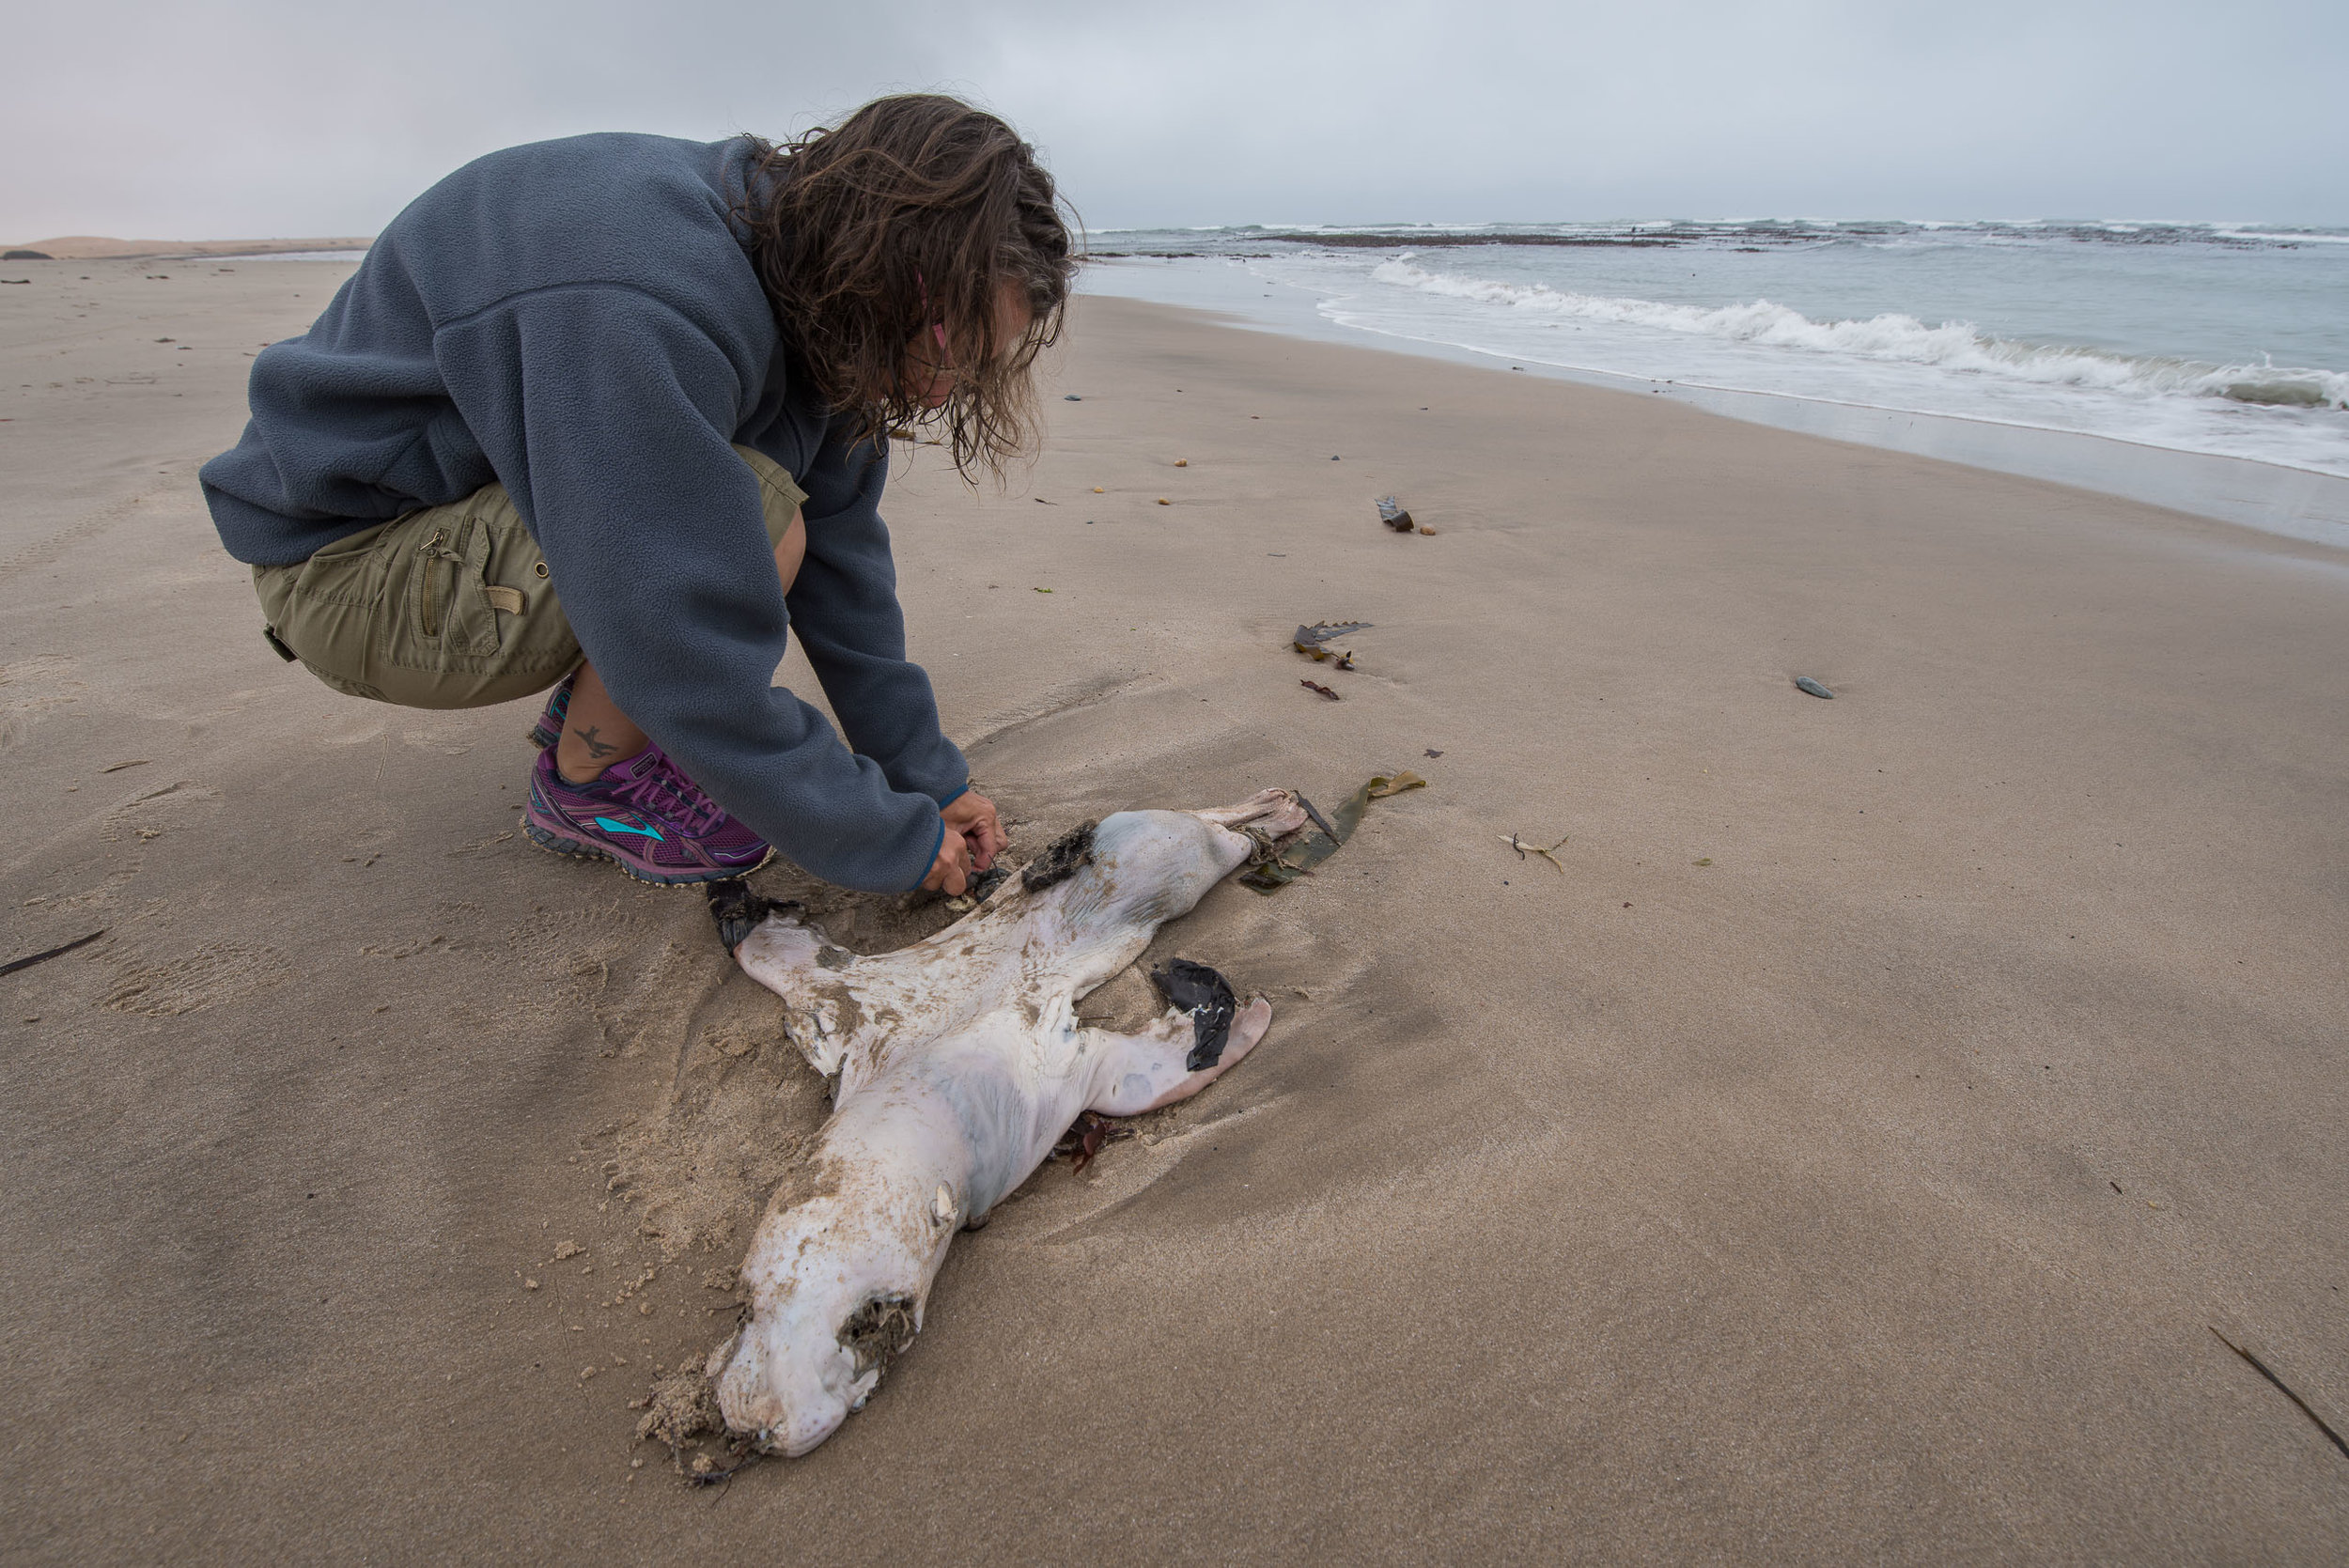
[1368, 259, 2349, 411]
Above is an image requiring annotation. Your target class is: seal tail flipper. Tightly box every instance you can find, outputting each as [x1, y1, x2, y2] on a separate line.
[1191, 788, 1306, 831]
[706, 878, 801, 954]
[1083, 997, 1272, 1116]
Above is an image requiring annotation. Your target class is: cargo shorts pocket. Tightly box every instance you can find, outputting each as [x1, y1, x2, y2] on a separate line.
[391, 509, 501, 662]
[376, 486, 580, 705]
[253, 523, 397, 699]
[281, 523, 393, 607]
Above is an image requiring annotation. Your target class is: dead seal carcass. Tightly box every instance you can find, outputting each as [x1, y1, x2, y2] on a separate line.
[714, 787, 1309, 1455]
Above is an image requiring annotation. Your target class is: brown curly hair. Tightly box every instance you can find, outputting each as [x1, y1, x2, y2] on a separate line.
[740, 95, 1077, 481]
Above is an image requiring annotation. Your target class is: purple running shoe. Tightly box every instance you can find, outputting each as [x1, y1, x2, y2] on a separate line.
[521, 743, 773, 885]
[525, 671, 577, 751]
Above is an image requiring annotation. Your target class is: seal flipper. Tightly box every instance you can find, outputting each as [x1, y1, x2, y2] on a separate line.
[707, 879, 801, 954]
[1149, 958, 1238, 1070]
[1083, 996, 1272, 1116]
[729, 904, 866, 1080]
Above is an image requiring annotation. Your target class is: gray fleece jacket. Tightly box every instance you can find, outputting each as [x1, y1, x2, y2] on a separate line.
[200, 132, 965, 892]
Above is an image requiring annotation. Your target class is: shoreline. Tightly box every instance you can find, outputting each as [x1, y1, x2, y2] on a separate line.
[15, 241, 2336, 545]
[1081, 256, 2349, 549]
[0, 235, 372, 262]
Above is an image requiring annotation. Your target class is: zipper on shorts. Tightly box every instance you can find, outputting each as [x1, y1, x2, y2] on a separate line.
[419, 526, 450, 638]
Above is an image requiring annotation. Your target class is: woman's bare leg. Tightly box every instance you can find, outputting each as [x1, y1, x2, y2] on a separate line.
[553, 662, 646, 783]
[554, 510, 806, 784]
[774, 505, 807, 595]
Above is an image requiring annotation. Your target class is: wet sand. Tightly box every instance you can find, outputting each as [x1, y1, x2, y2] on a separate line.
[3, 262, 2345, 1562]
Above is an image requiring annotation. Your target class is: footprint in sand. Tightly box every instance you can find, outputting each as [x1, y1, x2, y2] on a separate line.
[98, 780, 222, 844]
[103, 942, 292, 1017]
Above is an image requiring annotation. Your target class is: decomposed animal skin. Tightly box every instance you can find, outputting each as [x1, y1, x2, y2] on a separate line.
[715, 789, 1310, 1455]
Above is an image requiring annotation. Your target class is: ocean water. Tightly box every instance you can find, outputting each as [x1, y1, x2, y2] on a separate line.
[1079, 221, 2349, 535]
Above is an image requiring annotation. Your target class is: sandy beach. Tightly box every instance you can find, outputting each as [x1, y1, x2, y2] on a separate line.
[3, 260, 2345, 1561]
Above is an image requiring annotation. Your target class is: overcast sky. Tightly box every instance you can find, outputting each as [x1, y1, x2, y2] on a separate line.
[4, 0, 2343, 241]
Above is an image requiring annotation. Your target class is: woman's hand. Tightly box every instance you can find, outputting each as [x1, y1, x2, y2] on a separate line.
[941, 790, 1005, 872]
[921, 830, 972, 895]
[921, 792, 1003, 895]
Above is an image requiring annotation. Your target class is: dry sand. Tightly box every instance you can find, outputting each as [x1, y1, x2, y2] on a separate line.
[3, 259, 2345, 1562]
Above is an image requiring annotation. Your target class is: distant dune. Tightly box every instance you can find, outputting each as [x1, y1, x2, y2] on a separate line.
[0, 235, 371, 261]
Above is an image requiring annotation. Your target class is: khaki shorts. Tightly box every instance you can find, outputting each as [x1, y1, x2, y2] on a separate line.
[254, 444, 807, 709]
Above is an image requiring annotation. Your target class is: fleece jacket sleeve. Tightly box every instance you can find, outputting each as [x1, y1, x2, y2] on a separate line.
[434, 282, 954, 893]
[786, 425, 969, 806]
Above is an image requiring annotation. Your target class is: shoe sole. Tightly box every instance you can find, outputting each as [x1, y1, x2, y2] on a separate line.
[521, 817, 774, 887]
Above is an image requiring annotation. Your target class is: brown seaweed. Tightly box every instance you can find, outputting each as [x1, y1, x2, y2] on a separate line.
[1239, 772, 1427, 893]
[2211, 1327, 2349, 1459]
[1, 929, 106, 979]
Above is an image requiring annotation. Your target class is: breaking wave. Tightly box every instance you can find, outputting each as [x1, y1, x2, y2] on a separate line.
[1368, 258, 2349, 411]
